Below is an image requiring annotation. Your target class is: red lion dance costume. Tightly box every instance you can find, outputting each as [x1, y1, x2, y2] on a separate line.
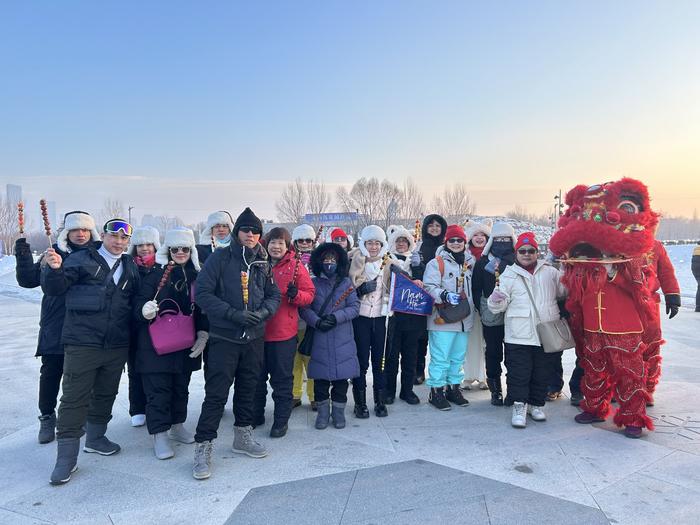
[550, 178, 659, 438]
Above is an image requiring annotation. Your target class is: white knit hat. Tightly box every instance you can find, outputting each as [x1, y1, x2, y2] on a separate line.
[56, 211, 101, 253]
[483, 221, 517, 256]
[465, 218, 493, 241]
[292, 224, 316, 242]
[358, 225, 388, 258]
[199, 210, 234, 244]
[387, 225, 416, 254]
[128, 226, 161, 256]
[156, 227, 201, 271]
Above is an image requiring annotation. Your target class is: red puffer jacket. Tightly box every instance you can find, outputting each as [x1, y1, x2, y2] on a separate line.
[265, 249, 315, 342]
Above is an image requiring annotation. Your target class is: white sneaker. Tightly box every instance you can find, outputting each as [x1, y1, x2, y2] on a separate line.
[527, 405, 547, 421]
[478, 381, 489, 390]
[511, 402, 527, 428]
[131, 414, 146, 427]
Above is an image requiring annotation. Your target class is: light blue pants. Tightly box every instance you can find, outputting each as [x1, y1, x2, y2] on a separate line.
[427, 331, 469, 388]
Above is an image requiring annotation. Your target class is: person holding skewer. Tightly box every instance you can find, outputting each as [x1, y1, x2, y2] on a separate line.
[15, 210, 101, 446]
[41, 218, 140, 485]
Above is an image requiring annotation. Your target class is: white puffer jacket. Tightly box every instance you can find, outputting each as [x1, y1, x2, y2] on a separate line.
[487, 261, 566, 347]
[423, 246, 475, 332]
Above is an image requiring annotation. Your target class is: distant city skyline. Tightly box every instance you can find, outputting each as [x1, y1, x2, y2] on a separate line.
[1, 2, 698, 222]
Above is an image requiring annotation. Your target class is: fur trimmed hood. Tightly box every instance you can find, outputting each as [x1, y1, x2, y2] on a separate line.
[358, 225, 388, 258]
[387, 224, 416, 254]
[57, 211, 101, 253]
[483, 222, 517, 256]
[128, 226, 161, 256]
[156, 227, 201, 271]
[310, 242, 350, 279]
[199, 210, 234, 244]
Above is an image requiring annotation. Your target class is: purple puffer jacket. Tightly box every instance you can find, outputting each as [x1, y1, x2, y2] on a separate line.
[300, 274, 360, 381]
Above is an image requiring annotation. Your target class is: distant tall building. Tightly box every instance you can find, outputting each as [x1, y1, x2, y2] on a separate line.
[6, 184, 22, 205]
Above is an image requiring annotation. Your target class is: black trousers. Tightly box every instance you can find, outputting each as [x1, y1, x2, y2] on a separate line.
[314, 379, 349, 403]
[57, 345, 128, 439]
[195, 337, 264, 442]
[693, 259, 700, 310]
[127, 347, 146, 416]
[384, 318, 419, 396]
[39, 354, 64, 416]
[253, 337, 297, 427]
[482, 324, 505, 380]
[352, 316, 387, 392]
[142, 372, 189, 435]
[569, 356, 585, 395]
[547, 351, 565, 393]
[504, 343, 548, 407]
[416, 332, 428, 377]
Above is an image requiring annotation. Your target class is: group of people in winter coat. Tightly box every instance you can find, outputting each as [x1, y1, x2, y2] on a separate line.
[14, 206, 682, 486]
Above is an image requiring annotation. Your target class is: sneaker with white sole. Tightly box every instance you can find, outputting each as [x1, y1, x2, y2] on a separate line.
[527, 405, 547, 421]
[131, 414, 146, 427]
[511, 402, 527, 428]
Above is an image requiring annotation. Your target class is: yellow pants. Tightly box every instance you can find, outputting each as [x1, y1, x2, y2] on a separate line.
[292, 330, 314, 401]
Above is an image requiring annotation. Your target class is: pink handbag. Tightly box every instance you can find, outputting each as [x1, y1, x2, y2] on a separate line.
[148, 283, 196, 356]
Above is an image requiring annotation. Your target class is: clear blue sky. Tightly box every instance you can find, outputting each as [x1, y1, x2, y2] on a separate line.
[1, 1, 698, 223]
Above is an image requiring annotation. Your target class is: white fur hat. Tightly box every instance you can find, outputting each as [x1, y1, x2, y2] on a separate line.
[388, 225, 416, 254]
[292, 224, 316, 242]
[57, 211, 101, 253]
[156, 227, 201, 271]
[465, 218, 493, 241]
[199, 211, 234, 244]
[483, 221, 517, 256]
[128, 226, 161, 256]
[358, 225, 388, 258]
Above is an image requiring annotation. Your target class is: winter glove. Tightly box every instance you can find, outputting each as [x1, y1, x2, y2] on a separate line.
[488, 289, 507, 304]
[286, 283, 298, 299]
[228, 309, 262, 326]
[665, 294, 681, 319]
[410, 251, 422, 268]
[444, 292, 461, 306]
[322, 313, 337, 328]
[316, 314, 337, 332]
[356, 280, 378, 296]
[189, 331, 209, 358]
[142, 300, 159, 320]
[14, 238, 31, 257]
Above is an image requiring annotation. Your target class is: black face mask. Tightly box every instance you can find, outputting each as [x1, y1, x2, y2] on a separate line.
[322, 263, 337, 276]
[490, 241, 514, 258]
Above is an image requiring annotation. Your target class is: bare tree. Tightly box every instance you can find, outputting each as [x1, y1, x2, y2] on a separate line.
[306, 179, 331, 229]
[398, 178, 425, 222]
[275, 178, 306, 223]
[431, 183, 476, 224]
[99, 197, 125, 226]
[154, 216, 184, 238]
[336, 177, 380, 230]
[0, 195, 17, 255]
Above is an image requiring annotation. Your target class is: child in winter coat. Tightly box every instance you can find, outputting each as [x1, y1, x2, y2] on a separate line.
[300, 243, 360, 430]
[135, 228, 208, 460]
[349, 225, 392, 418]
[423, 224, 475, 410]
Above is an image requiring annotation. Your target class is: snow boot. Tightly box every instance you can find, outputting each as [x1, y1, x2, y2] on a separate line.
[352, 387, 370, 419]
[153, 432, 174, 460]
[445, 384, 469, 407]
[38, 412, 56, 444]
[232, 425, 267, 458]
[83, 422, 120, 455]
[487, 378, 504, 406]
[428, 387, 451, 411]
[373, 389, 388, 417]
[50, 437, 80, 485]
[315, 399, 331, 429]
[168, 423, 195, 444]
[192, 441, 213, 480]
[331, 401, 346, 429]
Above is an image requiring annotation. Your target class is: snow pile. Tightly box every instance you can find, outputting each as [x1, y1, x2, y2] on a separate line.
[0, 256, 43, 304]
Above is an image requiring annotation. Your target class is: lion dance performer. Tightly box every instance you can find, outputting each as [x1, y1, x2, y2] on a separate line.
[549, 178, 659, 438]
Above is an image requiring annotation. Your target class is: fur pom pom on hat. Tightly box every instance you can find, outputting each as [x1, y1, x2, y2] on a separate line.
[57, 211, 101, 253]
[358, 225, 388, 258]
[156, 227, 201, 271]
[483, 221, 517, 256]
[388, 225, 416, 253]
[199, 210, 234, 244]
[128, 226, 161, 256]
[292, 224, 316, 242]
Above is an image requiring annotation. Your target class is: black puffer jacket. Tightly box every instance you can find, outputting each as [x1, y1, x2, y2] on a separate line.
[195, 239, 281, 344]
[134, 262, 207, 374]
[15, 239, 87, 356]
[414, 213, 447, 280]
[41, 246, 140, 350]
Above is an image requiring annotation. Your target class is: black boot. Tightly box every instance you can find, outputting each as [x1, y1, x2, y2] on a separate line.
[352, 387, 370, 419]
[445, 385, 469, 407]
[428, 387, 451, 411]
[374, 389, 388, 417]
[487, 378, 504, 406]
[50, 438, 80, 485]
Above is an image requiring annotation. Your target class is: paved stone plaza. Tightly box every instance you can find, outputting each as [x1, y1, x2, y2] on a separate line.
[0, 293, 698, 524]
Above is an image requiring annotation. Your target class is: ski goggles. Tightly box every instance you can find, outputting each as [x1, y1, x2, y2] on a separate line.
[103, 220, 133, 237]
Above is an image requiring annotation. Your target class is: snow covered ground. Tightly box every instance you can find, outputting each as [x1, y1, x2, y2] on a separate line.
[666, 244, 697, 306]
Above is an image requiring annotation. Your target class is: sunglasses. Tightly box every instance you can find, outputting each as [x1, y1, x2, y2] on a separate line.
[518, 248, 537, 255]
[297, 238, 314, 244]
[103, 220, 133, 236]
[447, 238, 465, 244]
[239, 226, 261, 234]
[169, 247, 191, 254]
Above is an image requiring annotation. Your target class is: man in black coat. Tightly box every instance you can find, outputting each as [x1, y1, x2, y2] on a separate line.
[192, 207, 281, 480]
[42, 218, 140, 485]
[15, 210, 101, 445]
